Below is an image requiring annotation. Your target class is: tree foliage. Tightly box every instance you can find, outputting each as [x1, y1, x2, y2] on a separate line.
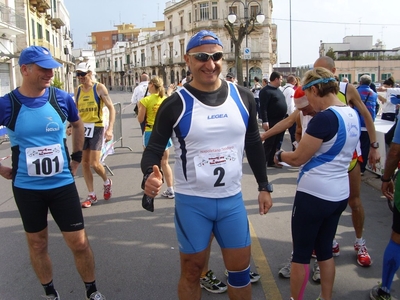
[326, 47, 336, 60]
[51, 77, 64, 90]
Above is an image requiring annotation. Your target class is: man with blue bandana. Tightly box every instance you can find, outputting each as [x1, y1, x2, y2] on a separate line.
[140, 30, 273, 299]
[0, 46, 105, 300]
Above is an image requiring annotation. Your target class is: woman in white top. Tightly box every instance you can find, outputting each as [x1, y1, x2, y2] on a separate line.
[379, 77, 397, 122]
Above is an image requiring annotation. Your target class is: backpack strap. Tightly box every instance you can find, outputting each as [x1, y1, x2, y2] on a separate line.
[6, 91, 22, 131]
[48, 87, 67, 123]
[76, 85, 81, 105]
[7, 88, 66, 131]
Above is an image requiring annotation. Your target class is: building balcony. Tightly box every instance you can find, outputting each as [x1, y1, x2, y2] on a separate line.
[51, 17, 64, 29]
[35, 38, 54, 54]
[0, 4, 26, 35]
[29, 0, 50, 13]
[224, 52, 263, 62]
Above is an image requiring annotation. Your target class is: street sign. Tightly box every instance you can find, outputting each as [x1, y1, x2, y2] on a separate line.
[243, 47, 251, 60]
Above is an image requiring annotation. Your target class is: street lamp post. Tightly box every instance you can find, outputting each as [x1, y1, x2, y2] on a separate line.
[227, 0, 265, 87]
[162, 48, 178, 85]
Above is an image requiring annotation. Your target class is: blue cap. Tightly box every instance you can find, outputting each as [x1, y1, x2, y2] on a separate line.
[186, 30, 223, 53]
[19, 46, 62, 69]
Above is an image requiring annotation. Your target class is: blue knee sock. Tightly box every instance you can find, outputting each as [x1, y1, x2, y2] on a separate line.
[381, 239, 400, 292]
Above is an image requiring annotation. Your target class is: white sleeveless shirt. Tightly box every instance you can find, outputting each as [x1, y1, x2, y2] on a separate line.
[172, 83, 249, 198]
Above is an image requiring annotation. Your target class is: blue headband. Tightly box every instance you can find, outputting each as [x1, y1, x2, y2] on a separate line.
[302, 77, 336, 90]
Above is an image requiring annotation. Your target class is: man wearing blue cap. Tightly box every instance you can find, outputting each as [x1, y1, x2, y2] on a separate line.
[0, 46, 105, 300]
[141, 30, 273, 299]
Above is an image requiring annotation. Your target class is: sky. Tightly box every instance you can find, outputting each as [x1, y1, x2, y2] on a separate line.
[65, 0, 400, 67]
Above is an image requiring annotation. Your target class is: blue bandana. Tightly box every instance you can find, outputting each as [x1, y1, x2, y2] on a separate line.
[302, 77, 336, 90]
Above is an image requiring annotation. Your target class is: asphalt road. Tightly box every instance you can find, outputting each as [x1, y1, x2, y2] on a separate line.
[0, 91, 398, 299]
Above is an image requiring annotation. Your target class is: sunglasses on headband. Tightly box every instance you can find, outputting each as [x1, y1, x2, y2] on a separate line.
[76, 72, 87, 77]
[187, 51, 223, 62]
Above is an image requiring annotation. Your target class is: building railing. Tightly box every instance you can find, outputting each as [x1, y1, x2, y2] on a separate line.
[0, 3, 26, 32]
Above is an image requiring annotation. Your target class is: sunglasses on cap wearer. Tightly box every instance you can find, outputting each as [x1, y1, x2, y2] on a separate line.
[187, 51, 223, 62]
[76, 72, 87, 77]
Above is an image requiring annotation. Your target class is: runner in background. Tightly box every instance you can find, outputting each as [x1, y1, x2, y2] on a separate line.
[75, 62, 116, 208]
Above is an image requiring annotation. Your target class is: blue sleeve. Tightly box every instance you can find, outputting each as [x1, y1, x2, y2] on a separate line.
[390, 94, 400, 105]
[392, 120, 400, 144]
[306, 110, 338, 142]
[0, 94, 11, 126]
[55, 89, 79, 123]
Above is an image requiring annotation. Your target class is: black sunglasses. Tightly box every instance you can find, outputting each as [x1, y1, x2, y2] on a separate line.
[187, 51, 223, 62]
[76, 72, 87, 77]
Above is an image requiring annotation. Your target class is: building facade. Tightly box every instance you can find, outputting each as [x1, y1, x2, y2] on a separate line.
[0, 0, 74, 93]
[0, 0, 25, 94]
[318, 35, 400, 84]
[93, 0, 277, 90]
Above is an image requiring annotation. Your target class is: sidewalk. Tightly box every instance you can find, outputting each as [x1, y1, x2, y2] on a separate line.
[362, 169, 383, 191]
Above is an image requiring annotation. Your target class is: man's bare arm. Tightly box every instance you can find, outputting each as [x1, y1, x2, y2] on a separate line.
[261, 110, 299, 141]
[347, 84, 380, 168]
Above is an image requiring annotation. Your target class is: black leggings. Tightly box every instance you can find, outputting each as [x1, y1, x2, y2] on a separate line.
[291, 191, 347, 264]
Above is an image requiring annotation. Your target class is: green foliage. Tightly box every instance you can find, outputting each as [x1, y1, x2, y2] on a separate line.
[326, 47, 336, 60]
[51, 77, 64, 89]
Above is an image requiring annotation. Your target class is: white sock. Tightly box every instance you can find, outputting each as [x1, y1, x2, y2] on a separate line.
[355, 237, 364, 245]
[167, 187, 174, 193]
[89, 191, 95, 196]
[104, 178, 110, 185]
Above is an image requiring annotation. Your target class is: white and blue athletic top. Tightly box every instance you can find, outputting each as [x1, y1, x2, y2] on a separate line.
[172, 83, 249, 198]
[297, 106, 360, 201]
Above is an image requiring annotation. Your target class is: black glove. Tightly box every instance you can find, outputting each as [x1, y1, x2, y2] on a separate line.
[142, 194, 154, 212]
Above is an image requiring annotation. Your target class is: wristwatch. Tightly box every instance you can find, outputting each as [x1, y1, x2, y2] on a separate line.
[381, 176, 392, 182]
[370, 142, 379, 149]
[258, 183, 273, 193]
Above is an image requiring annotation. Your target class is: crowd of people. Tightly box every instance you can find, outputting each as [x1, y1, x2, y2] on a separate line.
[1, 30, 400, 300]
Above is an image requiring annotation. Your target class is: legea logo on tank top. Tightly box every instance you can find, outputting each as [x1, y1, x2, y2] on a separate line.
[46, 122, 60, 132]
[207, 113, 228, 120]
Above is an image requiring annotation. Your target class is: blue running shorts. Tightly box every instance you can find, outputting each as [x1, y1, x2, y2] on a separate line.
[174, 192, 250, 254]
[143, 131, 172, 149]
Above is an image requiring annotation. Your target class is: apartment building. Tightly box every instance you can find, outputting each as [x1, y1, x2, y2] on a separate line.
[316, 35, 400, 83]
[0, 0, 25, 93]
[93, 0, 277, 90]
[0, 0, 73, 93]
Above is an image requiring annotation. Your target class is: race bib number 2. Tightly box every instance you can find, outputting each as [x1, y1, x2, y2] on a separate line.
[84, 122, 95, 138]
[193, 146, 240, 189]
[26, 144, 64, 177]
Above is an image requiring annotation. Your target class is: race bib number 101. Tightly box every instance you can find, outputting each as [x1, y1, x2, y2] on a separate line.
[26, 144, 64, 177]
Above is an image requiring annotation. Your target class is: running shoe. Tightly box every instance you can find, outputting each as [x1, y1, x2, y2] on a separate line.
[200, 270, 227, 294]
[332, 241, 340, 257]
[249, 271, 261, 283]
[278, 260, 291, 278]
[311, 250, 317, 258]
[42, 291, 60, 300]
[104, 179, 112, 200]
[161, 189, 175, 199]
[370, 285, 391, 300]
[224, 269, 261, 283]
[356, 243, 372, 267]
[82, 195, 98, 208]
[87, 291, 106, 300]
[312, 260, 320, 283]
